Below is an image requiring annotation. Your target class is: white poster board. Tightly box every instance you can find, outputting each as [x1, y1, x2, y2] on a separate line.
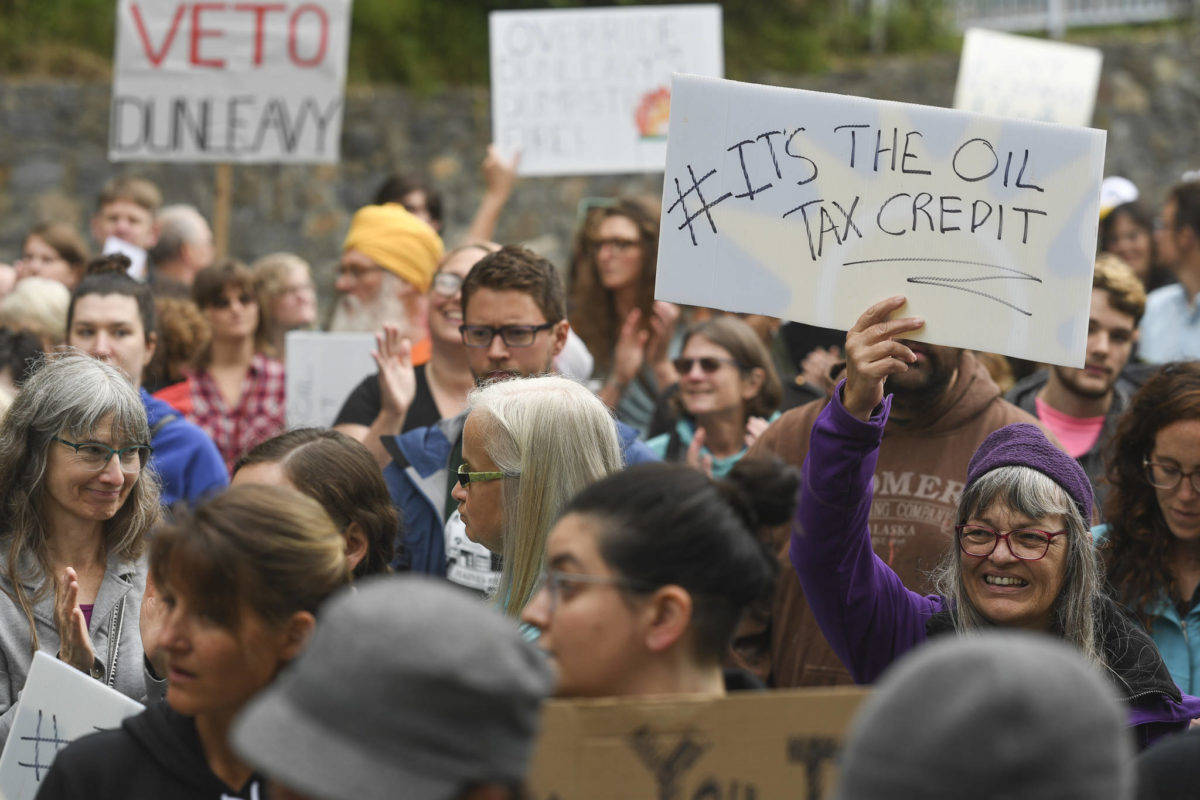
[285, 331, 376, 428]
[110, 0, 352, 162]
[953, 29, 1102, 127]
[489, 5, 723, 177]
[656, 75, 1107, 368]
[0, 652, 144, 800]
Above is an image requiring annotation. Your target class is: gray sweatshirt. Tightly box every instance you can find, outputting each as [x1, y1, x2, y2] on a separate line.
[0, 548, 147, 747]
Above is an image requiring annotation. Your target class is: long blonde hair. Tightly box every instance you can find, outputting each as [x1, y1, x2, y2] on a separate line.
[468, 376, 623, 616]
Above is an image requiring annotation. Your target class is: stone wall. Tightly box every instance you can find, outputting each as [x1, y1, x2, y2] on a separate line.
[0, 26, 1196, 308]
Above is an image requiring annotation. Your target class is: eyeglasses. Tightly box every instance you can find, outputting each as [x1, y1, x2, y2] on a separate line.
[955, 524, 1067, 561]
[672, 356, 742, 375]
[53, 436, 153, 474]
[209, 292, 256, 310]
[460, 323, 555, 349]
[431, 272, 464, 296]
[1144, 459, 1200, 493]
[456, 464, 518, 488]
[531, 569, 653, 615]
[590, 237, 642, 254]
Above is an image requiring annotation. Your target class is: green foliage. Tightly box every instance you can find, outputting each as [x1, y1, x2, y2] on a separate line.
[0, 0, 954, 84]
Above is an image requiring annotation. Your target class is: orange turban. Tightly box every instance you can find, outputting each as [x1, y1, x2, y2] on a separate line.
[342, 204, 444, 292]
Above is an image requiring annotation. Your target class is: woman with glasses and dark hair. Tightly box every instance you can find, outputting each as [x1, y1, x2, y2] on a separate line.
[333, 243, 497, 467]
[789, 297, 1199, 749]
[647, 316, 782, 477]
[521, 458, 793, 697]
[0, 354, 159, 743]
[1097, 362, 1200, 695]
[569, 198, 680, 436]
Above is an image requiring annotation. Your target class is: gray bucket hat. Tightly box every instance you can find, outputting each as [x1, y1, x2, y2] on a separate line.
[232, 575, 555, 800]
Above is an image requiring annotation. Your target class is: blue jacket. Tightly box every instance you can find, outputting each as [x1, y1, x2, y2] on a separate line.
[1094, 524, 1200, 696]
[142, 389, 228, 507]
[382, 412, 658, 575]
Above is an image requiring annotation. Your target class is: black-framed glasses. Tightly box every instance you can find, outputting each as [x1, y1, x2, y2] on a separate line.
[431, 272, 464, 296]
[590, 237, 641, 254]
[456, 464, 518, 489]
[460, 323, 555, 349]
[954, 524, 1067, 561]
[531, 569, 654, 615]
[1144, 458, 1200, 493]
[672, 356, 742, 375]
[52, 436, 152, 474]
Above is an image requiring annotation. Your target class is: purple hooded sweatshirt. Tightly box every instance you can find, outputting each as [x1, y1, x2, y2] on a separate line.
[791, 384, 1200, 749]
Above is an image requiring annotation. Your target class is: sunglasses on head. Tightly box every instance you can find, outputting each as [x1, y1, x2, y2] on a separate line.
[672, 356, 742, 374]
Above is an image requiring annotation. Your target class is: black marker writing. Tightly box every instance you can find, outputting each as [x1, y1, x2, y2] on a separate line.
[787, 736, 840, 800]
[783, 128, 818, 186]
[667, 165, 733, 247]
[727, 139, 773, 201]
[833, 123, 870, 168]
[628, 725, 711, 800]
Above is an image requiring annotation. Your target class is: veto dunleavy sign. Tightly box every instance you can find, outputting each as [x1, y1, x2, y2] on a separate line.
[656, 75, 1107, 368]
[110, 0, 352, 163]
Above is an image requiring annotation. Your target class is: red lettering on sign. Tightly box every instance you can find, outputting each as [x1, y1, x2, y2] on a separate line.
[234, 2, 286, 66]
[287, 4, 329, 67]
[190, 3, 227, 68]
[130, 3, 186, 67]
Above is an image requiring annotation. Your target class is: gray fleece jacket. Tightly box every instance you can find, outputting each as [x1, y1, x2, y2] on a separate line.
[0, 547, 147, 747]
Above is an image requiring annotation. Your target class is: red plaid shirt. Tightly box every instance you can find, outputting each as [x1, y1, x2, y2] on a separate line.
[187, 353, 286, 473]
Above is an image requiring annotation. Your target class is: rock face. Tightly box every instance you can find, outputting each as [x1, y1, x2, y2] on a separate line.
[0, 29, 1195, 311]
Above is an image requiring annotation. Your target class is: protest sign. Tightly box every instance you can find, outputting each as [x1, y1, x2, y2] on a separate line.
[110, 0, 352, 163]
[489, 5, 723, 177]
[0, 652, 144, 800]
[953, 29, 1102, 127]
[528, 686, 869, 800]
[285, 330, 376, 428]
[656, 75, 1106, 368]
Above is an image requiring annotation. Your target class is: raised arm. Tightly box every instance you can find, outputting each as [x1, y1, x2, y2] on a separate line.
[790, 297, 944, 683]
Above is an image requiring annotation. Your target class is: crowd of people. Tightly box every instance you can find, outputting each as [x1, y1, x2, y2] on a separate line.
[0, 152, 1198, 799]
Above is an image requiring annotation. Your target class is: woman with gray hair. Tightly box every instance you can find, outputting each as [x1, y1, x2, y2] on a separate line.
[791, 297, 1200, 750]
[449, 375, 623, 617]
[0, 353, 159, 743]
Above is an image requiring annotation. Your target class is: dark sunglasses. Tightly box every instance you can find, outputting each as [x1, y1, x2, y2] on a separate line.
[209, 293, 256, 309]
[672, 356, 742, 374]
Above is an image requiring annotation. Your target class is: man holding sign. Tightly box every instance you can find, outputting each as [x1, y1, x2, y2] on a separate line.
[650, 76, 1093, 686]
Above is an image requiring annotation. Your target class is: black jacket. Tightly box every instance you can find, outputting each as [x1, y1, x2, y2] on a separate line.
[35, 702, 263, 800]
[1005, 368, 1138, 513]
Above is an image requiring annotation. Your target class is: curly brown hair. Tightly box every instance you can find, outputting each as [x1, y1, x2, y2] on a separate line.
[567, 198, 659, 375]
[143, 296, 211, 391]
[1102, 362, 1200, 628]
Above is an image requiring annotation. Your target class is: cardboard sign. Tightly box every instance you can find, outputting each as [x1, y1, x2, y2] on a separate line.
[953, 29, 1102, 127]
[0, 652, 144, 800]
[656, 75, 1107, 368]
[285, 330, 376, 428]
[489, 5, 723, 177]
[528, 687, 869, 800]
[110, 0, 352, 163]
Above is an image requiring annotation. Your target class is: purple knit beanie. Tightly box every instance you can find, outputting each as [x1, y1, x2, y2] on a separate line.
[965, 424, 1094, 522]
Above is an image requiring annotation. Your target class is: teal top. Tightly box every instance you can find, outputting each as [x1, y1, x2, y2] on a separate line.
[647, 412, 781, 478]
[1093, 523, 1200, 695]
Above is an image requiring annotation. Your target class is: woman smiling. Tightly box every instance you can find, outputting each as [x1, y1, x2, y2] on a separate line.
[0, 354, 159, 744]
[791, 296, 1200, 749]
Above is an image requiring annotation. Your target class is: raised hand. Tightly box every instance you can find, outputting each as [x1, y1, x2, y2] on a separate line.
[55, 567, 96, 675]
[686, 427, 715, 477]
[744, 415, 771, 450]
[611, 308, 650, 388]
[842, 296, 924, 421]
[374, 323, 417, 418]
[482, 144, 520, 200]
[801, 345, 842, 396]
[140, 571, 168, 679]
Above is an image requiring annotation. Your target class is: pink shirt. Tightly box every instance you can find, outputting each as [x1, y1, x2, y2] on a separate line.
[1035, 396, 1105, 459]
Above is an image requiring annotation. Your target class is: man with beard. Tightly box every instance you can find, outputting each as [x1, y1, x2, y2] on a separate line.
[380, 245, 656, 593]
[734, 297, 1046, 687]
[1006, 256, 1145, 509]
[328, 203, 443, 337]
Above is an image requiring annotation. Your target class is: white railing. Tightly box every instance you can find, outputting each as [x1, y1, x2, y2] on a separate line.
[952, 0, 1195, 36]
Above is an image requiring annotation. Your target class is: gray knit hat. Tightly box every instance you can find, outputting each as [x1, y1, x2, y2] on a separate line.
[231, 575, 554, 800]
[835, 632, 1134, 800]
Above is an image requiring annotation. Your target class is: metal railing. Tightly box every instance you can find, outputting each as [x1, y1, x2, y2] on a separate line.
[952, 0, 1195, 36]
